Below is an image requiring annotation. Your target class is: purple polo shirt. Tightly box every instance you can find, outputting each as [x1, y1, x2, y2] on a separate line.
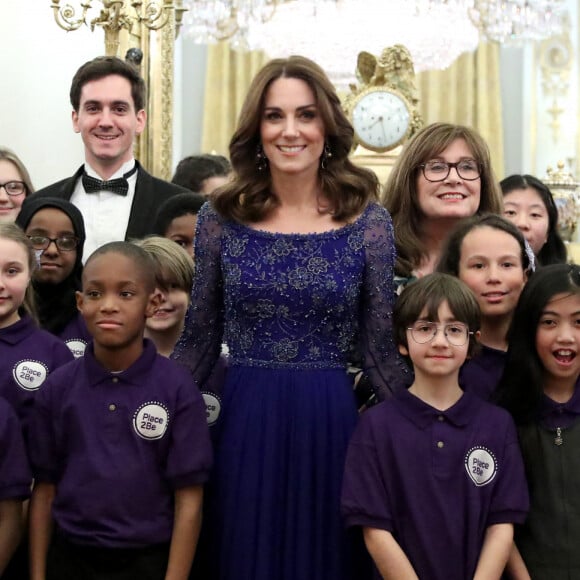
[58, 313, 91, 359]
[341, 388, 528, 580]
[29, 339, 213, 549]
[0, 315, 74, 425]
[0, 397, 32, 500]
[460, 345, 507, 400]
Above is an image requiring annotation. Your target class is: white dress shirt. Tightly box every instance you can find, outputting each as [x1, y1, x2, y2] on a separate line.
[71, 159, 138, 262]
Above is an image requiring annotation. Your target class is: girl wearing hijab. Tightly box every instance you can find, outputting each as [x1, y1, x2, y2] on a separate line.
[16, 197, 90, 357]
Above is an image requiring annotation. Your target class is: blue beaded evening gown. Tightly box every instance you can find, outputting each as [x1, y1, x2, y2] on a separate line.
[174, 202, 407, 580]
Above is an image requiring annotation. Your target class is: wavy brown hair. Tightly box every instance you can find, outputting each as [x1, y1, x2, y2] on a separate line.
[382, 123, 503, 277]
[212, 56, 379, 223]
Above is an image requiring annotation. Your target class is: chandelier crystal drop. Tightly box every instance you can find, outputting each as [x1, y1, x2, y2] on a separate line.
[471, 0, 564, 43]
[182, 0, 283, 47]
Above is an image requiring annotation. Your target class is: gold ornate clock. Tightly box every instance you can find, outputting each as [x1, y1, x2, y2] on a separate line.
[343, 45, 423, 154]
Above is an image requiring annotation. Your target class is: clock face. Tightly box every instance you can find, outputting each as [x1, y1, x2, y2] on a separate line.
[351, 89, 411, 152]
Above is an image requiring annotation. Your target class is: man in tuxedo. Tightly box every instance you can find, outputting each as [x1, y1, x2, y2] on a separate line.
[33, 56, 188, 259]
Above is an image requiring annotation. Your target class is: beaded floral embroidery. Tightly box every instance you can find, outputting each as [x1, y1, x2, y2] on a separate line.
[173, 202, 409, 398]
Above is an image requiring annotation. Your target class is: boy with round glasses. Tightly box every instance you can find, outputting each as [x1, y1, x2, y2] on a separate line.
[341, 273, 528, 580]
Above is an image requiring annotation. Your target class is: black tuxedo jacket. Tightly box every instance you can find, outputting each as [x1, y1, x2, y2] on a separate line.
[32, 162, 188, 240]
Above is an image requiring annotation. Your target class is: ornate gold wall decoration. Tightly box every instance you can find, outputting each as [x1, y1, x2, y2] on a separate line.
[146, 11, 175, 179]
[342, 45, 423, 185]
[543, 160, 580, 242]
[538, 19, 573, 144]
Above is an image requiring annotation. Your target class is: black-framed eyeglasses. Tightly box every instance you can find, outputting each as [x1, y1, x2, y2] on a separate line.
[407, 321, 473, 347]
[0, 181, 27, 196]
[27, 235, 79, 252]
[419, 160, 481, 182]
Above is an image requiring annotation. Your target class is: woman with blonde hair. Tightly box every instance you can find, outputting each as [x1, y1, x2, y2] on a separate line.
[0, 148, 34, 223]
[174, 55, 406, 579]
[382, 123, 503, 290]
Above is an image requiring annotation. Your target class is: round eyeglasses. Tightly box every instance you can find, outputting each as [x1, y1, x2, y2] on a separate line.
[419, 160, 481, 182]
[0, 181, 27, 196]
[407, 321, 473, 347]
[27, 235, 79, 252]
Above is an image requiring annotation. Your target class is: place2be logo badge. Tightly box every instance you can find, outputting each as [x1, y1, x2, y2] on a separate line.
[133, 402, 169, 440]
[464, 446, 498, 487]
[13, 360, 49, 391]
[65, 339, 87, 359]
[202, 392, 221, 426]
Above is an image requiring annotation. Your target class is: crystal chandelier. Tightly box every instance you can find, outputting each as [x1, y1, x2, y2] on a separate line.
[246, 0, 479, 87]
[182, 0, 284, 46]
[182, 0, 565, 85]
[470, 0, 564, 43]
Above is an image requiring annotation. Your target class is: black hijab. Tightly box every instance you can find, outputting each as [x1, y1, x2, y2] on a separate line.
[16, 197, 86, 335]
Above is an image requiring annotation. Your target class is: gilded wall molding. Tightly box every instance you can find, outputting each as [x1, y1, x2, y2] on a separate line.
[538, 18, 573, 144]
[147, 10, 175, 179]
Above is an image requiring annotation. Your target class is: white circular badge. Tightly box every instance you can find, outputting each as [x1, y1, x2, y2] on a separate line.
[65, 339, 87, 359]
[13, 360, 49, 391]
[133, 402, 169, 440]
[464, 446, 497, 487]
[202, 392, 222, 426]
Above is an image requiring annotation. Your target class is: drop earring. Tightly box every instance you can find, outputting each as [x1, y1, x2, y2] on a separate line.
[320, 143, 333, 170]
[256, 143, 269, 172]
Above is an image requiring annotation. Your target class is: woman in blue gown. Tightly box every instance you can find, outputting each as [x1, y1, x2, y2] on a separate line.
[174, 55, 408, 580]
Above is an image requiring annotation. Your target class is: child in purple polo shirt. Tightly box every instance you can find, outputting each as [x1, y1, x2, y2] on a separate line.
[0, 223, 72, 580]
[134, 236, 227, 429]
[341, 273, 529, 580]
[28, 242, 212, 580]
[0, 397, 32, 576]
[0, 223, 73, 429]
[437, 214, 531, 400]
[496, 264, 580, 578]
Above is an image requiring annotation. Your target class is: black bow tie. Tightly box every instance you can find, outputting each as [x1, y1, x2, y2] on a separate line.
[82, 165, 138, 196]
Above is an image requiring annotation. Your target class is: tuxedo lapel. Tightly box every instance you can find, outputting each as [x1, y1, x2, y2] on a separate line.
[53, 166, 85, 200]
[125, 165, 156, 240]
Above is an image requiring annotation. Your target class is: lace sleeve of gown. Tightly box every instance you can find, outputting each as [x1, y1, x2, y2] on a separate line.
[172, 203, 224, 388]
[359, 204, 412, 400]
